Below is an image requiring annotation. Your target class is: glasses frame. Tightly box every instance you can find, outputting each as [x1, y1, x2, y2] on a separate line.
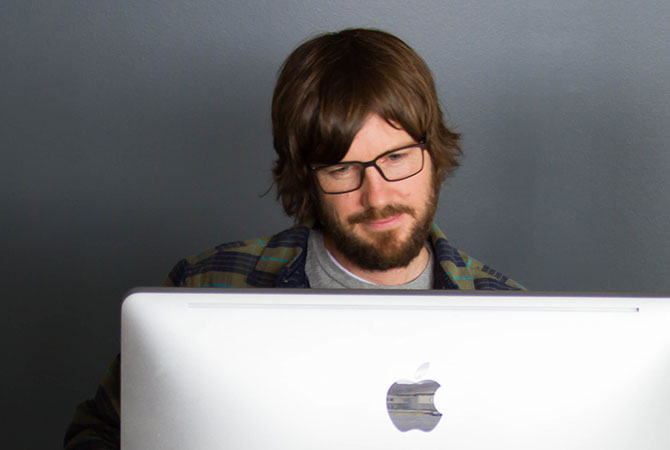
[311, 142, 427, 194]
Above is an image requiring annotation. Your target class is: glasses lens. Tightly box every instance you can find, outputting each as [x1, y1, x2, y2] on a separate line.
[315, 163, 362, 194]
[376, 146, 423, 181]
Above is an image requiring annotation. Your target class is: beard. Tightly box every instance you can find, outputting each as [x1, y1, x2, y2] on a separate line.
[318, 189, 438, 272]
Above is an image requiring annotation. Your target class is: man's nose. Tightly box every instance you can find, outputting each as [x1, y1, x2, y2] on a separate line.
[359, 165, 391, 209]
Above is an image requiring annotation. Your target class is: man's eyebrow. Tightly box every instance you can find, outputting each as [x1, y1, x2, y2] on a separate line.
[338, 141, 421, 163]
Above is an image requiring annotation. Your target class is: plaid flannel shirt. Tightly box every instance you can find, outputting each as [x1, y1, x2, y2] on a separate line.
[163, 223, 522, 290]
[64, 223, 523, 449]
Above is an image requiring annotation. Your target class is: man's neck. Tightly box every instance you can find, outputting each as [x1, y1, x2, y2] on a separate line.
[322, 234, 431, 286]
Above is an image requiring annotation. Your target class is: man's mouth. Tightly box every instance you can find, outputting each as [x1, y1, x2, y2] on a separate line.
[348, 204, 416, 227]
[361, 214, 403, 230]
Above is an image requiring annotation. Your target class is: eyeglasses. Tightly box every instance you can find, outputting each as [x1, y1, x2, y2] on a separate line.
[312, 142, 427, 194]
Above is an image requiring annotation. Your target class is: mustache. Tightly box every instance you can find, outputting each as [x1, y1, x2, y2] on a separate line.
[347, 204, 416, 225]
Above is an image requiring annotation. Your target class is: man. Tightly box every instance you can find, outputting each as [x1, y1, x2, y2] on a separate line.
[64, 28, 522, 449]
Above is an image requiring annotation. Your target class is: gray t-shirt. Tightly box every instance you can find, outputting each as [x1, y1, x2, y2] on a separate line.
[305, 229, 433, 289]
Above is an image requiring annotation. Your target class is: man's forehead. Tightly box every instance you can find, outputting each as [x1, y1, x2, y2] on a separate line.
[337, 114, 416, 162]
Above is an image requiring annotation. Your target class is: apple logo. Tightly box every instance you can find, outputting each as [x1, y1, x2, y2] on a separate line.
[386, 362, 442, 432]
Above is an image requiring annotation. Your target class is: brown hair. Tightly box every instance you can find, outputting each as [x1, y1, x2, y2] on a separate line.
[271, 28, 461, 222]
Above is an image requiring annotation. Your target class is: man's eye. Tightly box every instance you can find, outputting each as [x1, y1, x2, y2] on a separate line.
[383, 151, 408, 164]
[325, 165, 354, 177]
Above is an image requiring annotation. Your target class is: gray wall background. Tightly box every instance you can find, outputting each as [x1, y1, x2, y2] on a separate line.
[2, 0, 669, 447]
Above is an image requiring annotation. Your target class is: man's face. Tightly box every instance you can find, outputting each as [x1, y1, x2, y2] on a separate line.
[317, 113, 438, 271]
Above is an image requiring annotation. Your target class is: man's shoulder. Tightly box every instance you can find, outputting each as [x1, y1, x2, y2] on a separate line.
[163, 224, 310, 288]
[429, 224, 524, 291]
